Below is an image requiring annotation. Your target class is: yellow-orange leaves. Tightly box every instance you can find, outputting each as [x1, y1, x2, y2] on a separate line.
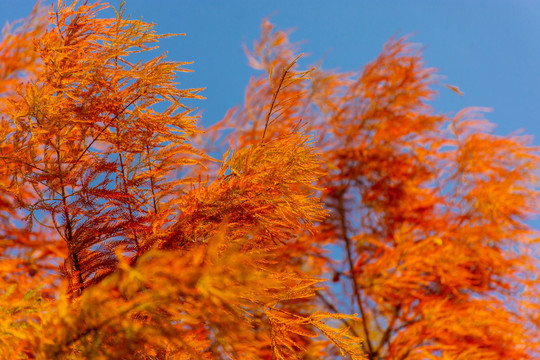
[1, 2, 538, 360]
[207, 18, 540, 360]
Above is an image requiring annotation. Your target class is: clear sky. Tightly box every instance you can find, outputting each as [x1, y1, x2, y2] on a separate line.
[2, 0, 540, 143]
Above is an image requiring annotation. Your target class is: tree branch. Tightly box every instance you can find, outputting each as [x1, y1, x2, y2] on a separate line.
[337, 193, 375, 359]
[261, 54, 302, 141]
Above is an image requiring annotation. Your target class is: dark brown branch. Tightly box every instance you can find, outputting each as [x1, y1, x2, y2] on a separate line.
[55, 142, 84, 298]
[118, 150, 140, 255]
[146, 145, 159, 215]
[374, 305, 400, 358]
[337, 193, 375, 359]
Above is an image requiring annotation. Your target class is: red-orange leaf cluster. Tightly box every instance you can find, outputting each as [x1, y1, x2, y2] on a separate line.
[0, 1, 538, 359]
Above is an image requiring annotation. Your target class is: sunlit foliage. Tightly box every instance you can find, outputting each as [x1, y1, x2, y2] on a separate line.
[0, 1, 538, 359]
[205, 18, 539, 360]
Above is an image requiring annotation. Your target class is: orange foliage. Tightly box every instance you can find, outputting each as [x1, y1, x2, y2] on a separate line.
[0, 1, 538, 360]
[204, 18, 540, 360]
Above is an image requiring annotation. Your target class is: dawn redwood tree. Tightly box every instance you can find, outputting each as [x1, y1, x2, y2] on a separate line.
[0, 1, 538, 360]
[204, 19, 540, 360]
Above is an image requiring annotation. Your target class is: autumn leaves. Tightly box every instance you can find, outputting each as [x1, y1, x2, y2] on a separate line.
[0, 1, 538, 359]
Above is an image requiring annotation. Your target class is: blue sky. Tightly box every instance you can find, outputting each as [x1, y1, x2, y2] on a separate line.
[2, 0, 540, 142]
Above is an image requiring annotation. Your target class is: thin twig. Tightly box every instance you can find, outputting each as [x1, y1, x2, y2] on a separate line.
[261, 54, 303, 141]
[69, 93, 142, 172]
[0, 157, 50, 174]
